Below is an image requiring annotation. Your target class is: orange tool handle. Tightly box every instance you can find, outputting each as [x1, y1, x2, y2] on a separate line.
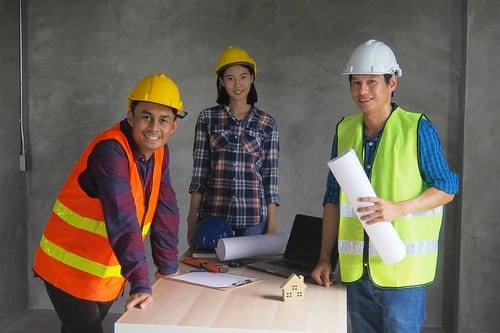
[183, 257, 229, 273]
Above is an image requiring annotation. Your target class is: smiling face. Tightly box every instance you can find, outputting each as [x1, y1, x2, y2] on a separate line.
[349, 74, 397, 115]
[219, 64, 254, 103]
[127, 101, 178, 160]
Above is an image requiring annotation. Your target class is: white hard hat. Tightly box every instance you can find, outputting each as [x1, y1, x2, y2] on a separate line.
[342, 39, 402, 77]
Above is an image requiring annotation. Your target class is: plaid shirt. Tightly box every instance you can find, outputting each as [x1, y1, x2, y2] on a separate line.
[189, 105, 280, 229]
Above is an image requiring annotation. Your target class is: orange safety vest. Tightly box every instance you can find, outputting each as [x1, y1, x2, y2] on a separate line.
[33, 123, 164, 302]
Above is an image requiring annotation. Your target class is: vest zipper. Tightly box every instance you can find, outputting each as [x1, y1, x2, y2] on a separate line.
[363, 231, 369, 274]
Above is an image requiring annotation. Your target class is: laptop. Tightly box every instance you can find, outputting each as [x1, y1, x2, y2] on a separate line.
[247, 214, 338, 278]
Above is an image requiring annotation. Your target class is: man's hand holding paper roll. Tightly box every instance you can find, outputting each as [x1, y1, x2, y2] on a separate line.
[357, 196, 406, 225]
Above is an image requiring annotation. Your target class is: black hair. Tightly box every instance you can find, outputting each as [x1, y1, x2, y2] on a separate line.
[383, 74, 393, 85]
[130, 101, 138, 114]
[216, 64, 258, 105]
[348, 73, 396, 97]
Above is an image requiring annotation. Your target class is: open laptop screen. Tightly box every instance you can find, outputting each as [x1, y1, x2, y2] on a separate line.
[284, 214, 338, 268]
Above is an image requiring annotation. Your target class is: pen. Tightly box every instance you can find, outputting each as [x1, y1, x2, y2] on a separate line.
[190, 269, 206, 272]
[232, 279, 252, 286]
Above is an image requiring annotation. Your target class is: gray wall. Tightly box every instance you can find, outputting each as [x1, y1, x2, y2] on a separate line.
[460, 1, 500, 332]
[0, 0, 497, 331]
[0, 0, 28, 324]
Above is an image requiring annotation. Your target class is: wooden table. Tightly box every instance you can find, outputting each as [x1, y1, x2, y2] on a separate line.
[115, 264, 346, 332]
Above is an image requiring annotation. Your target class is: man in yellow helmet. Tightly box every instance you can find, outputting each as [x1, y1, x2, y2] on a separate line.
[311, 40, 459, 332]
[33, 73, 186, 333]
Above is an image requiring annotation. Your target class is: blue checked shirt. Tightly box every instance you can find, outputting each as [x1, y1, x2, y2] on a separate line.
[324, 107, 459, 205]
[189, 105, 280, 229]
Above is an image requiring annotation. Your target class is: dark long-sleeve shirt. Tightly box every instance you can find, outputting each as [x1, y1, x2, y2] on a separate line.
[79, 120, 179, 295]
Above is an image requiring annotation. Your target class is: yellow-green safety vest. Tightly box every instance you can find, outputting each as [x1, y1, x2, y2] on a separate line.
[337, 106, 443, 287]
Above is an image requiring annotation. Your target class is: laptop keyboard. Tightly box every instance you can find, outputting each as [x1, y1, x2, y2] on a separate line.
[269, 260, 313, 272]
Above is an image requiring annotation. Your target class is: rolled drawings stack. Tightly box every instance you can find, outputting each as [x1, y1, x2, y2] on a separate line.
[215, 232, 290, 261]
[327, 149, 406, 264]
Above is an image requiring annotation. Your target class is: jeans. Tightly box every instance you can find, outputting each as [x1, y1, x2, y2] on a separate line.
[347, 274, 425, 333]
[44, 280, 114, 333]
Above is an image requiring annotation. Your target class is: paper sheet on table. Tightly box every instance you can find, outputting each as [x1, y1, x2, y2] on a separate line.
[215, 232, 289, 261]
[169, 271, 260, 291]
[327, 149, 406, 264]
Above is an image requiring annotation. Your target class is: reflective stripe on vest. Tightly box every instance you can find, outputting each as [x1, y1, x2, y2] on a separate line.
[338, 239, 438, 256]
[340, 203, 443, 219]
[39, 235, 122, 278]
[53, 199, 151, 238]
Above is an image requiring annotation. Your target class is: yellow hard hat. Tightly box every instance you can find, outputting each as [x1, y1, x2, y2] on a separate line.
[215, 46, 257, 76]
[127, 73, 187, 118]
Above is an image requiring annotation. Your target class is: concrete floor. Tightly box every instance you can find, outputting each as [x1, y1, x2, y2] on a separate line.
[3, 309, 447, 333]
[3, 310, 121, 333]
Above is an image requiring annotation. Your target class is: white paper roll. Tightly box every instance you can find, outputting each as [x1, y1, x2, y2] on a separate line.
[215, 232, 290, 261]
[327, 149, 406, 264]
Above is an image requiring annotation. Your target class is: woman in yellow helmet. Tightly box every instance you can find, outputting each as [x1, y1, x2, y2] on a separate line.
[187, 46, 280, 249]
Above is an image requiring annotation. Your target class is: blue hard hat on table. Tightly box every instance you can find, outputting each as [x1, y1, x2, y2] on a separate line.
[191, 217, 234, 251]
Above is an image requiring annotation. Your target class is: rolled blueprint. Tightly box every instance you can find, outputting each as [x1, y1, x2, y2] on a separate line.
[215, 232, 290, 261]
[327, 149, 406, 264]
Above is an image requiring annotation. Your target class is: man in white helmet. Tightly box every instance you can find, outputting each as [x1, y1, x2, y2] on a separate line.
[311, 40, 459, 332]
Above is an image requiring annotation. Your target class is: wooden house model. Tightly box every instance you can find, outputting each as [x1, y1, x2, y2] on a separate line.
[280, 273, 307, 302]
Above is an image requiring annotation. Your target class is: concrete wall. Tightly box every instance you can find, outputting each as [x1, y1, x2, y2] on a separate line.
[0, 0, 497, 331]
[23, 0, 464, 327]
[0, 0, 28, 324]
[459, 1, 500, 332]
